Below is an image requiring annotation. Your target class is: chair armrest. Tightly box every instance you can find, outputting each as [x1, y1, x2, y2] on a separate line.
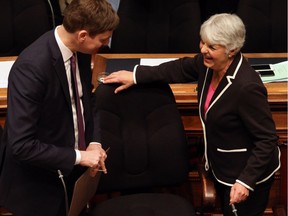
[197, 162, 216, 209]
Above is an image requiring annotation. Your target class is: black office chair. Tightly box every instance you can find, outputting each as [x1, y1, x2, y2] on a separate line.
[236, 0, 287, 52]
[109, 0, 201, 53]
[89, 83, 196, 216]
[0, 0, 54, 57]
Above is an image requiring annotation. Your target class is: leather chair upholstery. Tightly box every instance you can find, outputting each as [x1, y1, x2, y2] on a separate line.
[236, 0, 287, 52]
[109, 0, 202, 53]
[89, 83, 196, 216]
[0, 0, 52, 56]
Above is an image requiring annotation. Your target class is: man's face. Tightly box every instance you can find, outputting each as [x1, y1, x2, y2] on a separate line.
[79, 31, 113, 54]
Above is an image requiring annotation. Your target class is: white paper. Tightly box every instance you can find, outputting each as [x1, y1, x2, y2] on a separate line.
[262, 61, 288, 83]
[0, 61, 14, 88]
[140, 58, 178, 66]
[69, 169, 101, 216]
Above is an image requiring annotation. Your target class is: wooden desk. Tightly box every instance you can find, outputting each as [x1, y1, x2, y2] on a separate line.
[0, 54, 287, 215]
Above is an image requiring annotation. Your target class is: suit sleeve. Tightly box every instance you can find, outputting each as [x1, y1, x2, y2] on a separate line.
[7, 60, 75, 175]
[237, 82, 278, 188]
[136, 55, 203, 83]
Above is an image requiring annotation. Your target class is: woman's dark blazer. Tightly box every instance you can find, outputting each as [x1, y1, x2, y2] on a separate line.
[0, 30, 96, 215]
[135, 52, 281, 190]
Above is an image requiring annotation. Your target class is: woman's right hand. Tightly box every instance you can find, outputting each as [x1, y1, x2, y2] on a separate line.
[103, 70, 134, 93]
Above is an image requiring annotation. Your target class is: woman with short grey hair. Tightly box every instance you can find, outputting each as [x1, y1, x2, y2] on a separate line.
[200, 13, 246, 53]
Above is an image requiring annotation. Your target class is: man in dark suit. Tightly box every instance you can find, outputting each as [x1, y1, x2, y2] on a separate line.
[0, 0, 119, 215]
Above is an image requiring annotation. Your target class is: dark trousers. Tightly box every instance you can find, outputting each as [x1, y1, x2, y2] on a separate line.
[215, 176, 274, 216]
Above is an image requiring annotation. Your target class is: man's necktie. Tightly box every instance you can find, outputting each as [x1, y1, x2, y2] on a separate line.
[70, 54, 86, 150]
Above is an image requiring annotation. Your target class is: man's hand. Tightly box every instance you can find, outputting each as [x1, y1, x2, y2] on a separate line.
[103, 70, 134, 93]
[79, 144, 107, 177]
[230, 182, 249, 204]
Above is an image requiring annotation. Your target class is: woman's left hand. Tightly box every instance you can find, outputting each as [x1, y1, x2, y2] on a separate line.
[103, 70, 134, 93]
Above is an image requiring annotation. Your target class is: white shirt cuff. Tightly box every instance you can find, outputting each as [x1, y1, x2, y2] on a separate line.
[133, 65, 139, 84]
[75, 149, 81, 165]
[89, 142, 102, 146]
[236, 179, 254, 191]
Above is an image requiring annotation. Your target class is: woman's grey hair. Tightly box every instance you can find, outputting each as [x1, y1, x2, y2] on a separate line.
[200, 13, 246, 53]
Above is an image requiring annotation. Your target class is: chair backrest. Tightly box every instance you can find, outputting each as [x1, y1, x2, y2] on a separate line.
[94, 83, 189, 193]
[0, 0, 52, 56]
[236, 0, 287, 52]
[110, 0, 201, 53]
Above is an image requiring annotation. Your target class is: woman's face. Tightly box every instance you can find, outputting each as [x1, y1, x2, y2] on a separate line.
[199, 40, 230, 72]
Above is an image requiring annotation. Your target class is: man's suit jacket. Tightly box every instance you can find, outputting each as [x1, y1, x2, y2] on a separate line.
[0, 30, 96, 215]
[135, 52, 280, 190]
